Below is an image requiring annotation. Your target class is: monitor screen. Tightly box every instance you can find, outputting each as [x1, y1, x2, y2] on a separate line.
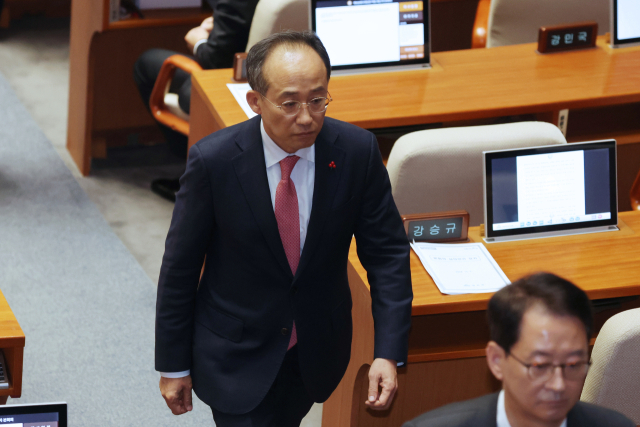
[484, 140, 617, 240]
[312, 0, 430, 71]
[0, 403, 66, 427]
[612, 0, 640, 47]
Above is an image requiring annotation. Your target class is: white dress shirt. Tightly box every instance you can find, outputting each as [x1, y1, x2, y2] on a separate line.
[160, 120, 315, 378]
[496, 390, 567, 427]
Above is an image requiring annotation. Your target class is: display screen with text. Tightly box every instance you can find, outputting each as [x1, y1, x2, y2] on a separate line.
[313, 0, 429, 70]
[485, 141, 616, 238]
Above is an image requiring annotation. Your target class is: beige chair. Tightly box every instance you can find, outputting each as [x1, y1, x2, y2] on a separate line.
[581, 308, 640, 424]
[245, 0, 310, 52]
[386, 122, 567, 226]
[472, 0, 610, 48]
[150, 0, 310, 136]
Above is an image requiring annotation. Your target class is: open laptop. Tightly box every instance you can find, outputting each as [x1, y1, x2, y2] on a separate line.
[311, 0, 431, 74]
[483, 140, 618, 242]
[611, 0, 640, 48]
[0, 402, 67, 427]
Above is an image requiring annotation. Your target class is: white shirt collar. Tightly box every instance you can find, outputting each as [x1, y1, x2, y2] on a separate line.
[497, 390, 567, 427]
[260, 119, 315, 168]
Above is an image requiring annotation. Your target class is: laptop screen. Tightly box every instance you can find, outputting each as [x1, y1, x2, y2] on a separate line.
[0, 403, 67, 427]
[612, 0, 640, 47]
[484, 140, 617, 240]
[312, 0, 430, 71]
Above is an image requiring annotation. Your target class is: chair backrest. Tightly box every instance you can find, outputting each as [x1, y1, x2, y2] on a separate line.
[486, 0, 609, 48]
[386, 122, 567, 226]
[581, 308, 640, 424]
[245, 0, 310, 52]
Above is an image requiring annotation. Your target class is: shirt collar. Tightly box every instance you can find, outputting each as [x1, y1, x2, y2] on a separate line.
[260, 119, 315, 168]
[497, 390, 567, 427]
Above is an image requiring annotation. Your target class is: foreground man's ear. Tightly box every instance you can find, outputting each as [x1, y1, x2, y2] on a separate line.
[486, 341, 506, 381]
[246, 90, 262, 115]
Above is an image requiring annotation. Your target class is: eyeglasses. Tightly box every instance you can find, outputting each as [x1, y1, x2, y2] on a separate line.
[507, 352, 591, 382]
[260, 93, 332, 116]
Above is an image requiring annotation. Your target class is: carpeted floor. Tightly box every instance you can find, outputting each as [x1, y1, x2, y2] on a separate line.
[0, 72, 212, 424]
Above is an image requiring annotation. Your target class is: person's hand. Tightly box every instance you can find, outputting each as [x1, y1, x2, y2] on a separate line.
[160, 375, 193, 415]
[365, 358, 398, 410]
[185, 26, 210, 52]
[200, 16, 213, 32]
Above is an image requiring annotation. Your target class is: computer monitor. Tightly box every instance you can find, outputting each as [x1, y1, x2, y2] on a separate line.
[611, 0, 640, 48]
[311, 0, 430, 74]
[483, 140, 618, 242]
[0, 403, 67, 427]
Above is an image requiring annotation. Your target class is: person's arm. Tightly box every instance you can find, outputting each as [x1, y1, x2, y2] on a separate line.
[155, 145, 214, 413]
[354, 133, 413, 410]
[194, 0, 260, 69]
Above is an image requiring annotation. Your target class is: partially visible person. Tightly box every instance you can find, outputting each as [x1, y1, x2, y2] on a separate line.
[133, 0, 259, 201]
[403, 272, 635, 427]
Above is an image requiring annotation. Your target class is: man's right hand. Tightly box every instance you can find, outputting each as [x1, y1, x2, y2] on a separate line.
[160, 375, 193, 415]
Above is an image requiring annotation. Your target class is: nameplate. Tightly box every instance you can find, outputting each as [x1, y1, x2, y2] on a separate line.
[537, 22, 598, 54]
[402, 211, 470, 243]
[233, 53, 248, 83]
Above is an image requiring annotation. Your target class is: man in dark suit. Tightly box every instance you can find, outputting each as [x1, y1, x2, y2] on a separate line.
[133, 0, 259, 200]
[403, 273, 635, 427]
[155, 31, 413, 426]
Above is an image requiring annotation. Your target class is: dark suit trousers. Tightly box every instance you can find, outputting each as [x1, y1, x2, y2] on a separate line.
[133, 48, 191, 159]
[210, 347, 314, 427]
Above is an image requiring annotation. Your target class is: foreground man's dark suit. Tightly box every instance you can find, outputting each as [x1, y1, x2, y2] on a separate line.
[155, 115, 413, 414]
[402, 393, 635, 427]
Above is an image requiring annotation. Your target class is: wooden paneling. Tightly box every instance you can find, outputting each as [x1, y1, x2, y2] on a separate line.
[67, 0, 209, 175]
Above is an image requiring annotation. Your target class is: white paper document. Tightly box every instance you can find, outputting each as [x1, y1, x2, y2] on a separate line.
[226, 83, 258, 119]
[410, 242, 510, 295]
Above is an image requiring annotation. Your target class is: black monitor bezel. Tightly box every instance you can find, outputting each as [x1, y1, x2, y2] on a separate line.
[612, 0, 640, 47]
[484, 140, 618, 239]
[311, 0, 431, 71]
[0, 403, 67, 426]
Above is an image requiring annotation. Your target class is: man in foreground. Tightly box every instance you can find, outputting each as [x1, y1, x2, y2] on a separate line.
[155, 31, 413, 426]
[403, 272, 634, 427]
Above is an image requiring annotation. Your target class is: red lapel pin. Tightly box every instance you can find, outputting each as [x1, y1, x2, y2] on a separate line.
[328, 161, 336, 169]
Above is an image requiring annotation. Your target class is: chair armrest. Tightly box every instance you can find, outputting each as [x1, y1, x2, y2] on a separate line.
[631, 170, 640, 211]
[149, 55, 203, 136]
[471, 0, 491, 49]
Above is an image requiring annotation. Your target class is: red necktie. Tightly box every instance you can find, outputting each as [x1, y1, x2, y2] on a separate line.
[275, 155, 300, 349]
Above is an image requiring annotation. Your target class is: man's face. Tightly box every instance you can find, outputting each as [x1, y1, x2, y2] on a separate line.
[487, 304, 589, 427]
[246, 45, 329, 153]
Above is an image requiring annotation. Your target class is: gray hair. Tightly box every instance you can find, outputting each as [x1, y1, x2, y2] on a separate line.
[246, 31, 331, 95]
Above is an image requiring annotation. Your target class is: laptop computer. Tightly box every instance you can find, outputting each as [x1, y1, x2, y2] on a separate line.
[0, 402, 67, 427]
[611, 0, 640, 48]
[311, 0, 431, 74]
[483, 140, 618, 242]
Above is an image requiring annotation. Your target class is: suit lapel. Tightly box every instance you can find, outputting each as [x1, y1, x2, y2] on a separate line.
[232, 117, 293, 279]
[294, 123, 345, 283]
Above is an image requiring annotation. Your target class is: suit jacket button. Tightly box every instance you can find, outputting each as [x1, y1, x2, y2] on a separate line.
[281, 328, 289, 335]
[292, 286, 298, 294]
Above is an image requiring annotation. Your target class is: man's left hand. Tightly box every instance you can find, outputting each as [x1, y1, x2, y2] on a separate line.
[185, 26, 210, 53]
[365, 358, 398, 410]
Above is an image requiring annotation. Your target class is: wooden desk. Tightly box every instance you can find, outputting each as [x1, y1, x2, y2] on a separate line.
[0, 289, 25, 404]
[189, 37, 640, 209]
[322, 211, 640, 427]
[66, 0, 210, 175]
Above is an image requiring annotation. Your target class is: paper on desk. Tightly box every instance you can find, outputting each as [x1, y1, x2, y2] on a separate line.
[226, 83, 258, 119]
[410, 242, 510, 295]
